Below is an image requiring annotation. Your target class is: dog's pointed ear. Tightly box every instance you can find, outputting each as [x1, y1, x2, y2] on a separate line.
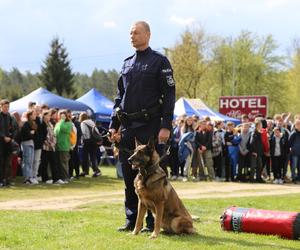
[147, 137, 156, 150]
[135, 137, 142, 148]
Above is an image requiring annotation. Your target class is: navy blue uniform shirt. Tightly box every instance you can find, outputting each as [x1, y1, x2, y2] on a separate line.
[110, 47, 175, 131]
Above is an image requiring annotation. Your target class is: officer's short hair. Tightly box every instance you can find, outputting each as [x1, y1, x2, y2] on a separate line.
[134, 21, 151, 33]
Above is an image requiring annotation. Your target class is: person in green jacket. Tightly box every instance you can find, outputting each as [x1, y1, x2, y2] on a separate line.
[54, 110, 72, 182]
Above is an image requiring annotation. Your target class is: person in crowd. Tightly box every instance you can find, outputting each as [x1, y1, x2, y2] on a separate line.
[192, 120, 206, 180]
[212, 121, 224, 181]
[69, 114, 82, 179]
[258, 117, 271, 181]
[224, 122, 240, 181]
[40, 110, 65, 184]
[54, 110, 73, 182]
[288, 119, 300, 184]
[241, 114, 250, 124]
[228, 126, 241, 181]
[41, 104, 49, 113]
[10, 111, 22, 179]
[31, 105, 43, 184]
[270, 127, 287, 184]
[181, 116, 195, 134]
[79, 112, 101, 177]
[169, 118, 184, 180]
[178, 126, 194, 182]
[282, 112, 292, 131]
[20, 110, 37, 184]
[274, 114, 291, 183]
[27, 101, 36, 111]
[249, 120, 265, 183]
[0, 99, 18, 187]
[194, 120, 215, 181]
[178, 116, 195, 180]
[238, 123, 251, 182]
[49, 108, 58, 126]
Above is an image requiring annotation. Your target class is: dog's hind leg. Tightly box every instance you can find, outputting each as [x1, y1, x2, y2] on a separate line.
[171, 217, 195, 234]
[150, 202, 164, 239]
[132, 200, 147, 235]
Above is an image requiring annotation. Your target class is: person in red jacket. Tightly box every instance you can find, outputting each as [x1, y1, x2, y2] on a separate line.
[261, 123, 270, 180]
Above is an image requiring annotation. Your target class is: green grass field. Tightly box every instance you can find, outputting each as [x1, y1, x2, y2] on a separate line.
[0, 167, 299, 250]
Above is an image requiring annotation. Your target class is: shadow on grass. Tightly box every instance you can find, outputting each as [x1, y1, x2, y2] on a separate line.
[160, 231, 298, 250]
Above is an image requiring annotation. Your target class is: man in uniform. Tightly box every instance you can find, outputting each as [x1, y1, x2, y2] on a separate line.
[109, 21, 175, 232]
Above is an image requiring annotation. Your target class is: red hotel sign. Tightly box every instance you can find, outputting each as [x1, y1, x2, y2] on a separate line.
[219, 96, 268, 121]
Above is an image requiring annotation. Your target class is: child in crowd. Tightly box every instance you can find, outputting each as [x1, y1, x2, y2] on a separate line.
[270, 127, 286, 184]
[238, 123, 251, 182]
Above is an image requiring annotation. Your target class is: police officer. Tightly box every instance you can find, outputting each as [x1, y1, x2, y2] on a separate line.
[109, 21, 175, 232]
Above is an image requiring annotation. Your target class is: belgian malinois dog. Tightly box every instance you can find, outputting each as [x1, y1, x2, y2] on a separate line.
[128, 138, 195, 239]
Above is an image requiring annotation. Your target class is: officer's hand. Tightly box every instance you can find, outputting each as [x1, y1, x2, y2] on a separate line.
[108, 129, 121, 143]
[158, 128, 170, 143]
[4, 136, 12, 143]
[108, 129, 116, 142]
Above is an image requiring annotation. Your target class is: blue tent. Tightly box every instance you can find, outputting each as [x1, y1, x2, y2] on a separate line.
[76, 88, 114, 122]
[10, 87, 92, 114]
[174, 97, 240, 124]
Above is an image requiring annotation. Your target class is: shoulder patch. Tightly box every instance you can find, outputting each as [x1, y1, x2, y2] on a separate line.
[166, 75, 175, 86]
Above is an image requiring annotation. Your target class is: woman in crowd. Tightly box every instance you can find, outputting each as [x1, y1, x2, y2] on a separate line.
[32, 105, 43, 184]
[54, 110, 73, 182]
[79, 112, 101, 177]
[169, 118, 184, 180]
[212, 121, 224, 181]
[20, 110, 37, 184]
[237, 123, 251, 182]
[40, 110, 64, 184]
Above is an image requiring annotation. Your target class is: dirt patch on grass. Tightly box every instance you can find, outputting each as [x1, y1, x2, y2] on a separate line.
[0, 182, 299, 210]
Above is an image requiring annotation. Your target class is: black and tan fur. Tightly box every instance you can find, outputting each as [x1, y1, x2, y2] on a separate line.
[128, 138, 195, 239]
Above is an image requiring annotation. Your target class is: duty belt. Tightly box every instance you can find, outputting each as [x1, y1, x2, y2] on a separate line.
[116, 105, 161, 127]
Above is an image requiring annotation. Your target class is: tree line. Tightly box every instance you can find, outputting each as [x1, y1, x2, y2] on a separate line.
[1, 29, 300, 116]
[0, 38, 119, 102]
[167, 28, 300, 115]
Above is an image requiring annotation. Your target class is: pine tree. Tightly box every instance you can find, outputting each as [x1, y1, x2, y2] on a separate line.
[41, 37, 75, 96]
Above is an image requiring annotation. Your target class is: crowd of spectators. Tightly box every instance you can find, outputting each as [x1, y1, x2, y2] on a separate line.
[1, 97, 300, 188]
[0, 99, 104, 187]
[169, 113, 300, 184]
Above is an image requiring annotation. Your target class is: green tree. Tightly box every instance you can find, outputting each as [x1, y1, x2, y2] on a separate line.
[286, 39, 300, 114]
[210, 31, 287, 114]
[166, 28, 214, 100]
[41, 37, 75, 97]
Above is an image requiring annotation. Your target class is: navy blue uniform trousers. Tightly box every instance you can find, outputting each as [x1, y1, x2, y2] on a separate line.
[118, 118, 162, 227]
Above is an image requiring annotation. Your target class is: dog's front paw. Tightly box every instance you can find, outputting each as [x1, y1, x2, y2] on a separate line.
[149, 233, 158, 239]
[132, 229, 139, 235]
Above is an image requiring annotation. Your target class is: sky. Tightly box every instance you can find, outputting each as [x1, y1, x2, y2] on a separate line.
[0, 0, 300, 74]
